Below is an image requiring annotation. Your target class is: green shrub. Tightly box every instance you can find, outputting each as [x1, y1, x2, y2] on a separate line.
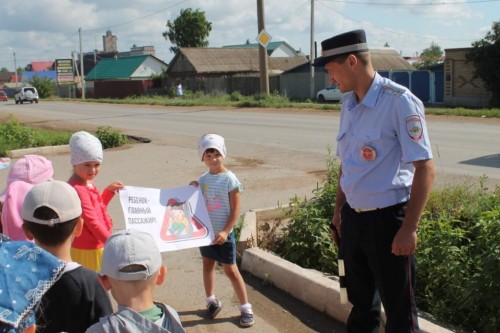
[229, 91, 243, 101]
[417, 182, 500, 333]
[0, 116, 37, 154]
[276, 152, 339, 274]
[0, 115, 73, 156]
[274, 152, 499, 332]
[30, 75, 56, 98]
[94, 126, 128, 149]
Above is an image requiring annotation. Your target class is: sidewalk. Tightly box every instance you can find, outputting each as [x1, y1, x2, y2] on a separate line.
[2, 142, 453, 332]
[1, 142, 343, 333]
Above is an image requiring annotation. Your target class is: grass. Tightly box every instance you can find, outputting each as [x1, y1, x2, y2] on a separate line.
[0, 116, 128, 157]
[0, 116, 72, 156]
[52, 91, 500, 118]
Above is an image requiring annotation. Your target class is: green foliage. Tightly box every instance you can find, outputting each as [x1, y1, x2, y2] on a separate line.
[78, 94, 500, 117]
[0, 116, 37, 154]
[94, 126, 128, 149]
[416, 182, 500, 332]
[467, 21, 500, 106]
[276, 153, 339, 274]
[0, 115, 72, 156]
[228, 91, 243, 102]
[163, 8, 212, 53]
[271, 152, 499, 332]
[414, 41, 443, 69]
[29, 75, 56, 98]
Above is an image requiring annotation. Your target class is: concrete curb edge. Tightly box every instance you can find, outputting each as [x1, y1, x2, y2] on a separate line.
[239, 208, 454, 333]
[7, 145, 70, 159]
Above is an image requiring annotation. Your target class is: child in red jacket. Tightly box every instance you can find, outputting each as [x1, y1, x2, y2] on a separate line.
[68, 131, 123, 272]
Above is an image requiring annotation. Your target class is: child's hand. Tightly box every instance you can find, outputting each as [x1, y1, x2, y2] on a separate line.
[189, 180, 199, 187]
[106, 181, 124, 193]
[213, 231, 228, 245]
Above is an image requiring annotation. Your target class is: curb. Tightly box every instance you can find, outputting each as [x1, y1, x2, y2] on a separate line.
[7, 145, 70, 159]
[239, 208, 454, 333]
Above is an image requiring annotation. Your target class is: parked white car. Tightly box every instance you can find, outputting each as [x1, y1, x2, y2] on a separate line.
[316, 84, 343, 103]
[15, 87, 39, 104]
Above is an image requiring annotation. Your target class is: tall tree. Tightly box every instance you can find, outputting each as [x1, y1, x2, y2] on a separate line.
[163, 8, 212, 53]
[414, 42, 443, 69]
[467, 21, 500, 106]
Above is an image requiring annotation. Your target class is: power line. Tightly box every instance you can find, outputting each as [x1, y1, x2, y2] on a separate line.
[316, 0, 474, 43]
[322, 0, 500, 5]
[83, 0, 189, 33]
[267, 0, 310, 30]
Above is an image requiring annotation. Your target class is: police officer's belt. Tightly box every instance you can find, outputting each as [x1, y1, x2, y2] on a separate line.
[353, 207, 378, 213]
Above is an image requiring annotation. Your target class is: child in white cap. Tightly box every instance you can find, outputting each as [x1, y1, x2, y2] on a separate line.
[191, 133, 254, 327]
[86, 229, 185, 333]
[68, 131, 124, 272]
[0, 154, 54, 241]
[21, 180, 112, 332]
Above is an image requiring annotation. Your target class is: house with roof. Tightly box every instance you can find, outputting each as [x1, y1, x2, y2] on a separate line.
[26, 61, 54, 72]
[166, 47, 308, 95]
[222, 41, 301, 57]
[443, 47, 491, 107]
[84, 54, 168, 98]
[22, 71, 57, 82]
[281, 47, 416, 100]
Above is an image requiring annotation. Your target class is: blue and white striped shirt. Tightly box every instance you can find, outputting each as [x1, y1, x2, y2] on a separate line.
[199, 171, 243, 234]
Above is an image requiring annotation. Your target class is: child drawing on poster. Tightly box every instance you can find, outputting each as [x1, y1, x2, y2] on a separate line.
[160, 197, 209, 242]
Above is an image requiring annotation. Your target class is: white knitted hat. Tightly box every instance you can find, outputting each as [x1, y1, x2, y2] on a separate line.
[198, 133, 226, 161]
[69, 131, 103, 165]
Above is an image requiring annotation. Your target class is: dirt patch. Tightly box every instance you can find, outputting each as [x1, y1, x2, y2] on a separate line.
[231, 156, 265, 168]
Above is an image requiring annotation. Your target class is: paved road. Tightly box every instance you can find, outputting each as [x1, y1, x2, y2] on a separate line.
[2, 101, 499, 183]
[1, 101, 499, 332]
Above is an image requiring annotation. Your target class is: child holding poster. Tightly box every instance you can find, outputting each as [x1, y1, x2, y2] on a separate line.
[68, 131, 124, 272]
[191, 133, 254, 327]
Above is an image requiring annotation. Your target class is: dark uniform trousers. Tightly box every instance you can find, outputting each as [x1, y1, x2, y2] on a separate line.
[341, 202, 419, 333]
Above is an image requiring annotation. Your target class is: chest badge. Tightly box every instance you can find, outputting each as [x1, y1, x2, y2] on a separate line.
[361, 146, 376, 161]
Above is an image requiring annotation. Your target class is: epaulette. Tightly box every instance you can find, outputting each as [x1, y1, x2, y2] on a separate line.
[382, 83, 405, 96]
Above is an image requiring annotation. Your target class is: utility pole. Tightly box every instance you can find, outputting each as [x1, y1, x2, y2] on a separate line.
[310, 0, 315, 100]
[257, 0, 269, 94]
[79, 28, 85, 99]
[9, 48, 18, 87]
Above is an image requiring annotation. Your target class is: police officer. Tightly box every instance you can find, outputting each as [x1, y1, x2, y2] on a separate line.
[313, 30, 436, 333]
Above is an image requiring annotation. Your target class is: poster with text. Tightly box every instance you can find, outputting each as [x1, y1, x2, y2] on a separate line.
[119, 185, 214, 252]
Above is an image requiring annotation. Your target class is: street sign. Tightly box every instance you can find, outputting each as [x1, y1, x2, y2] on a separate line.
[55, 59, 75, 86]
[257, 29, 272, 48]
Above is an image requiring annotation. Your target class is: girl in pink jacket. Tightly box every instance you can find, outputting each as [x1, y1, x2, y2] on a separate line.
[68, 131, 123, 272]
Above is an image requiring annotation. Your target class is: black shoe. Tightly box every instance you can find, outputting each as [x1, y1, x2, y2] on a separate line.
[207, 299, 223, 319]
[240, 312, 255, 327]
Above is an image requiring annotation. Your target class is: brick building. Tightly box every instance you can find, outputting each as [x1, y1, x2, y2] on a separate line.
[444, 48, 492, 107]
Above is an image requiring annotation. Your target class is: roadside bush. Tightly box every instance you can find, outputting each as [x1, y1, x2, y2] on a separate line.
[417, 182, 500, 333]
[30, 75, 56, 98]
[0, 116, 37, 154]
[273, 152, 499, 332]
[229, 91, 243, 101]
[275, 153, 339, 274]
[94, 126, 128, 149]
[0, 116, 73, 156]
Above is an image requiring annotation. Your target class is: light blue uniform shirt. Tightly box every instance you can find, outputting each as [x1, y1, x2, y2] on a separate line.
[336, 73, 433, 209]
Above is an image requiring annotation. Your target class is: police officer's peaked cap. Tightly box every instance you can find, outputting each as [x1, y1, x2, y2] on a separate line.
[313, 29, 369, 67]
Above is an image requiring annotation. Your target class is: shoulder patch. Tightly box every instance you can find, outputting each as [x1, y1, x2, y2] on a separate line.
[382, 83, 405, 96]
[406, 115, 423, 142]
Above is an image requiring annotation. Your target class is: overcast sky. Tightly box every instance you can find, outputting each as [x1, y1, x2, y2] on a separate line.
[1, 0, 499, 70]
